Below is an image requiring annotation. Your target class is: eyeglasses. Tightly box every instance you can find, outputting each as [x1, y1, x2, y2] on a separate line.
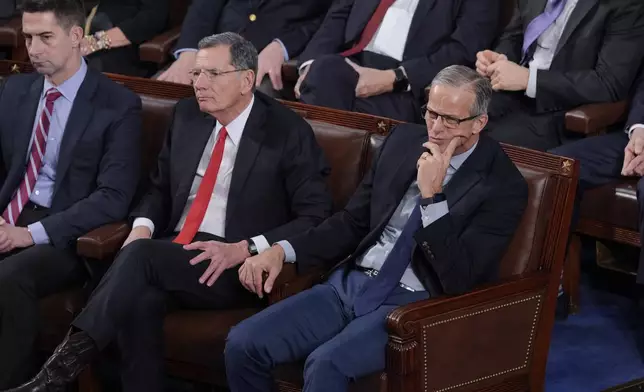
[188, 68, 250, 83]
[421, 105, 481, 128]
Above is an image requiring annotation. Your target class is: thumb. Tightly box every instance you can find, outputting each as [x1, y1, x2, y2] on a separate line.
[498, 54, 508, 62]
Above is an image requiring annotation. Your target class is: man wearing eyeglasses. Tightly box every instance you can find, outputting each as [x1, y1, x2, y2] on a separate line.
[9, 32, 332, 392]
[224, 65, 528, 392]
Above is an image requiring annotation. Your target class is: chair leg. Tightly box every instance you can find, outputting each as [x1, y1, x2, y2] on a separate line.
[77, 365, 101, 392]
[564, 234, 582, 314]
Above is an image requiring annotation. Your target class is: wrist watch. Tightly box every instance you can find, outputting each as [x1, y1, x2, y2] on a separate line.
[420, 193, 446, 206]
[393, 67, 409, 93]
[247, 239, 259, 256]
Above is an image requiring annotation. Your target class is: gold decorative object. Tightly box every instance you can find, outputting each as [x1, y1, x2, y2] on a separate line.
[249, 14, 257, 21]
[10, 64, 20, 74]
[561, 159, 572, 174]
[377, 120, 386, 132]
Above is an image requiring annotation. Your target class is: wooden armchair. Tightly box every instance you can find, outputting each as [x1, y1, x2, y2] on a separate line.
[273, 146, 579, 392]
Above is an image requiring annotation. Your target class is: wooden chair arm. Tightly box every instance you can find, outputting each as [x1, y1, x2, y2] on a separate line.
[139, 26, 182, 65]
[385, 274, 551, 392]
[565, 101, 629, 135]
[76, 222, 131, 261]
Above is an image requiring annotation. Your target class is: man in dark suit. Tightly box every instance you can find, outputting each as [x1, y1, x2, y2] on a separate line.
[225, 65, 529, 392]
[157, 0, 333, 95]
[292, 0, 500, 122]
[550, 73, 644, 279]
[8, 32, 332, 392]
[0, 0, 141, 388]
[476, 0, 644, 151]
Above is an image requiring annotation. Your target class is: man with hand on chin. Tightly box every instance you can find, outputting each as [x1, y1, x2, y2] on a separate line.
[225, 65, 528, 392]
[8, 32, 332, 392]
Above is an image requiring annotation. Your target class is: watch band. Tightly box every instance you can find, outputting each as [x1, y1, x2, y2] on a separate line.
[247, 239, 259, 256]
[393, 67, 409, 93]
[420, 193, 446, 206]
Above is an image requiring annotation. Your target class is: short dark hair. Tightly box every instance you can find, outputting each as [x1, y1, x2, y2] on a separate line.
[19, 0, 85, 30]
[198, 32, 259, 81]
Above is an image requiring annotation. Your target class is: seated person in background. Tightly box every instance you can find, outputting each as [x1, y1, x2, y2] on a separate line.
[550, 73, 644, 283]
[293, 0, 500, 123]
[8, 32, 332, 392]
[157, 0, 333, 97]
[225, 65, 529, 392]
[0, 0, 141, 388]
[476, 0, 644, 151]
[81, 0, 170, 77]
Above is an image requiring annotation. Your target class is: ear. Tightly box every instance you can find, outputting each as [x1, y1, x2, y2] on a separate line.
[69, 25, 84, 48]
[241, 69, 256, 95]
[471, 114, 488, 135]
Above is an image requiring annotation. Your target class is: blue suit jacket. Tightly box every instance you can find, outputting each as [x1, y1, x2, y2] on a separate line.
[0, 68, 142, 248]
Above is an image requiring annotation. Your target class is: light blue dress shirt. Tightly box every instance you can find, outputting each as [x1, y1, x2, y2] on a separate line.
[278, 142, 478, 290]
[26, 60, 88, 244]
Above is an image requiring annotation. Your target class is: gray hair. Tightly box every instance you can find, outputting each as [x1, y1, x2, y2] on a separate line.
[198, 32, 258, 83]
[429, 65, 493, 116]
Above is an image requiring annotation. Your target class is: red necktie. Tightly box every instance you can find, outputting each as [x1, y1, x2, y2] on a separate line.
[2, 88, 62, 225]
[174, 127, 228, 245]
[341, 0, 397, 57]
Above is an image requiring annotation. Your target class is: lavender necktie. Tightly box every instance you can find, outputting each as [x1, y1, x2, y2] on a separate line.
[522, 0, 567, 62]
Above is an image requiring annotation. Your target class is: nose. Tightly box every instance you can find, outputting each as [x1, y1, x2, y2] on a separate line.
[27, 38, 43, 57]
[426, 116, 444, 136]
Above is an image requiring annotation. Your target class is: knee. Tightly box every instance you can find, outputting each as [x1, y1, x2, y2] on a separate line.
[224, 319, 266, 368]
[637, 177, 644, 199]
[305, 55, 352, 86]
[303, 345, 338, 379]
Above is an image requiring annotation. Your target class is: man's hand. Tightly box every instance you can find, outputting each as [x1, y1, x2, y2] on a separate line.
[487, 60, 529, 91]
[0, 222, 34, 253]
[184, 240, 250, 286]
[346, 59, 395, 98]
[157, 51, 197, 85]
[121, 226, 152, 249]
[238, 244, 285, 298]
[294, 64, 311, 99]
[256, 41, 286, 91]
[475, 50, 507, 77]
[417, 138, 461, 198]
[622, 127, 644, 176]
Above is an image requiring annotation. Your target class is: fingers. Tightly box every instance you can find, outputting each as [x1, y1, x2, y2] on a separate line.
[253, 266, 265, 298]
[622, 147, 634, 175]
[498, 54, 508, 62]
[634, 137, 644, 156]
[183, 241, 207, 251]
[239, 263, 254, 292]
[444, 137, 462, 158]
[268, 68, 284, 91]
[634, 159, 644, 176]
[294, 75, 305, 99]
[624, 154, 644, 176]
[0, 217, 6, 225]
[206, 263, 226, 287]
[264, 265, 279, 294]
[198, 259, 217, 284]
[476, 51, 492, 67]
[156, 69, 170, 81]
[189, 251, 211, 266]
[255, 66, 268, 88]
[0, 231, 12, 253]
[424, 142, 442, 157]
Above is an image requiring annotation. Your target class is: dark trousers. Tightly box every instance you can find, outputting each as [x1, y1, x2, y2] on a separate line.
[72, 233, 261, 392]
[299, 54, 420, 123]
[225, 268, 428, 392]
[548, 132, 644, 280]
[484, 91, 571, 151]
[0, 204, 86, 389]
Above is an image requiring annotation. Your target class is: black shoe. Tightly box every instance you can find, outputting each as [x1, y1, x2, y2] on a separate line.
[555, 293, 570, 321]
[4, 330, 98, 392]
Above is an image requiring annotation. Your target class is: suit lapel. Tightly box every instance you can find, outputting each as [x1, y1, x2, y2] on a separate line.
[406, 0, 436, 44]
[174, 112, 217, 211]
[11, 77, 43, 177]
[554, 0, 597, 58]
[54, 70, 98, 195]
[225, 96, 267, 229]
[444, 138, 491, 209]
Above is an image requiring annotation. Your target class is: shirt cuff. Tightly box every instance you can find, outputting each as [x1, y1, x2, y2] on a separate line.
[132, 217, 155, 237]
[173, 48, 198, 60]
[420, 201, 449, 227]
[273, 39, 289, 61]
[525, 63, 537, 98]
[276, 240, 297, 263]
[27, 222, 49, 245]
[250, 235, 271, 253]
[299, 60, 314, 74]
[628, 124, 644, 139]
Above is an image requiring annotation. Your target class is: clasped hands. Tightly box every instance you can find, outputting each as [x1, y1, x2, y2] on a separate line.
[475, 50, 529, 92]
[622, 127, 644, 176]
[0, 217, 34, 254]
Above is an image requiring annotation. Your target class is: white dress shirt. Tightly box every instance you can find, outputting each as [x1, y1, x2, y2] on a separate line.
[526, 0, 579, 98]
[280, 141, 477, 291]
[133, 96, 270, 252]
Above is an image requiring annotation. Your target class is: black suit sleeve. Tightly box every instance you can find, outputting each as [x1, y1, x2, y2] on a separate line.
[493, 2, 523, 63]
[534, 2, 644, 113]
[287, 127, 395, 266]
[40, 94, 142, 248]
[176, 0, 228, 51]
[297, 0, 355, 65]
[116, 0, 170, 45]
[401, 0, 500, 100]
[275, 0, 334, 59]
[414, 164, 528, 295]
[262, 120, 333, 244]
[626, 72, 644, 129]
[129, 105, 177, 233]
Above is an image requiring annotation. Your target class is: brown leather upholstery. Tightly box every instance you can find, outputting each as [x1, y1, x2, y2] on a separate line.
[565, 101, 629, 135]
[138, 0, 191, 64]
[0, 16, 20, 48]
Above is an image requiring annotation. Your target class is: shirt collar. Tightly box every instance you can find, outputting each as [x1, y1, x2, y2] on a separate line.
[42, 59, 87, 103]
[215, 95, 255, 146]
[449, 140, 477, 171]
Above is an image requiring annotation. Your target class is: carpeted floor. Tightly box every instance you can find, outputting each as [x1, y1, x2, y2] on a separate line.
[546, 269, 644, 391]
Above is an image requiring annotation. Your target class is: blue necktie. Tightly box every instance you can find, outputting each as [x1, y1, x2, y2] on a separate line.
[353, 201, 423, 317]
[521, 0, 566, 64]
